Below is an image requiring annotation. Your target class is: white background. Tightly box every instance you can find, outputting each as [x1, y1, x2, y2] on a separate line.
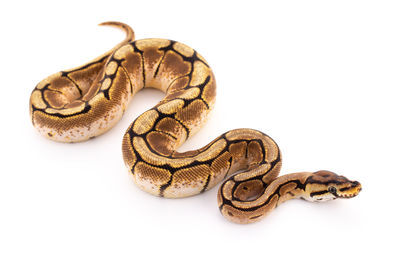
[1, 0, 399, 262]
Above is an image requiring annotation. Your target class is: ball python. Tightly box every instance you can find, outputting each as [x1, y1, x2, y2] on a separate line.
[29, 22, 362, 224]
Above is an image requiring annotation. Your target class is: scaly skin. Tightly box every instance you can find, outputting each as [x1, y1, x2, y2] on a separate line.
[30, 22, 362, 223]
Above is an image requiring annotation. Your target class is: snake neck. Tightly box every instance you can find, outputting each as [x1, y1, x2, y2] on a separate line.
[266, 172, 312, 206]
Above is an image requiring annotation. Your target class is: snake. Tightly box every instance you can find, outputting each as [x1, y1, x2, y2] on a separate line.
[29, 22, 362, 224]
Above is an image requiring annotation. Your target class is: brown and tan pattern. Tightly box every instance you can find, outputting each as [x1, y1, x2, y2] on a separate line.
[30, 22, 362, 223]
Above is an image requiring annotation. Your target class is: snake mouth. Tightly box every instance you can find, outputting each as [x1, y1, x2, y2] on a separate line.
[336, 192, 359, 199]
[335, 182, 362, 199]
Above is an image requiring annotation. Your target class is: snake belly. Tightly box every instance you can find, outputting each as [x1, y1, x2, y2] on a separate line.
[30, 22, 361, 224]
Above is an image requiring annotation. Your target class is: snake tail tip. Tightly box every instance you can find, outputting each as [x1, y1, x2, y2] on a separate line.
[98, 21, 118, 26]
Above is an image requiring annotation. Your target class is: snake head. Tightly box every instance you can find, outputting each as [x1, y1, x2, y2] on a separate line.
[304, 170, 362, 202]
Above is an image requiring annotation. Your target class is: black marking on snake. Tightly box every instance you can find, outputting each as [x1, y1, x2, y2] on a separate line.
[128, 118, 182, 160]
[177, 96, 193, 108]
[177, 93, 209, 110]
[120, 65, 134, 94]
[152, 107, 191, 138]
[129, 159, 141, 176]
[166, 75, 189, 93]
[46, 88, 64, 95]
[129, 142, 144, 172]
[260, 142, 267, 163]
[270, 151, 281, 170]
[200, 172, 212, 193]
[173, 117, 190, 139]
[169, 161, 212, 178]
[305, 177, 344, 185]
[111, 57, 125, 66]
[102, 70, 119, 100]
[155, 107, 189, 136]
[179, 52, 197, 64]
[192, 51, 209, 68]
[131, 42, 146, 88]
[159, 40, 176, 53]
[103, 88, 111, 100]
[37, 84, 51, 107]
[161, 75, 211, 109]
[249, 214, 263, 220]
[228, 139, 267, 169]
[61, 72, 83, 97]
[175, 53, 196, 84]
[159, 175, 173, 197]
[195, 75, 211, 90]
[101, 59, 126, 100]
[156, 162, 215, 197]
[128, 158, 173, 198]
[140, 143, 215, 171]
[199, 98, 210, 109]
[216, 137, 267, 183]
[63, 55, 109, 74]
[310, 190, 328, 197]
[153, 51, 167, 78]
[173, 45, 209, 68]
[245, 141, 249, 159]
[153, 130, 178, 140]
[130, 139, 218, 185]
[188, 76, 211, 109]
[37, 83, 50, 92]
[218, 183, 225, 211]
[136, 132, 175, 158]
[158, 41, 209, 92]
[160, 40, 209, 68]
[224, 156, 233, 179]
[37, 103, 92, 118]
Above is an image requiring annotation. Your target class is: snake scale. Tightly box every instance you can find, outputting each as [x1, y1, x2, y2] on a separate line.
[29, 22, 362, 224]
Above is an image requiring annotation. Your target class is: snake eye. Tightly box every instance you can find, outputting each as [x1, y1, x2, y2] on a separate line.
[328, 186, 337, 194]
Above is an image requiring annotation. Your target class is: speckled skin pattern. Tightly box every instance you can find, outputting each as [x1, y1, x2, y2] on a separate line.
[30, 22, 362, 223]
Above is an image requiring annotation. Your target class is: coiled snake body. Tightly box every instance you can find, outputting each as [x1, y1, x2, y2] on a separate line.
[30, 22, 361, 224]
